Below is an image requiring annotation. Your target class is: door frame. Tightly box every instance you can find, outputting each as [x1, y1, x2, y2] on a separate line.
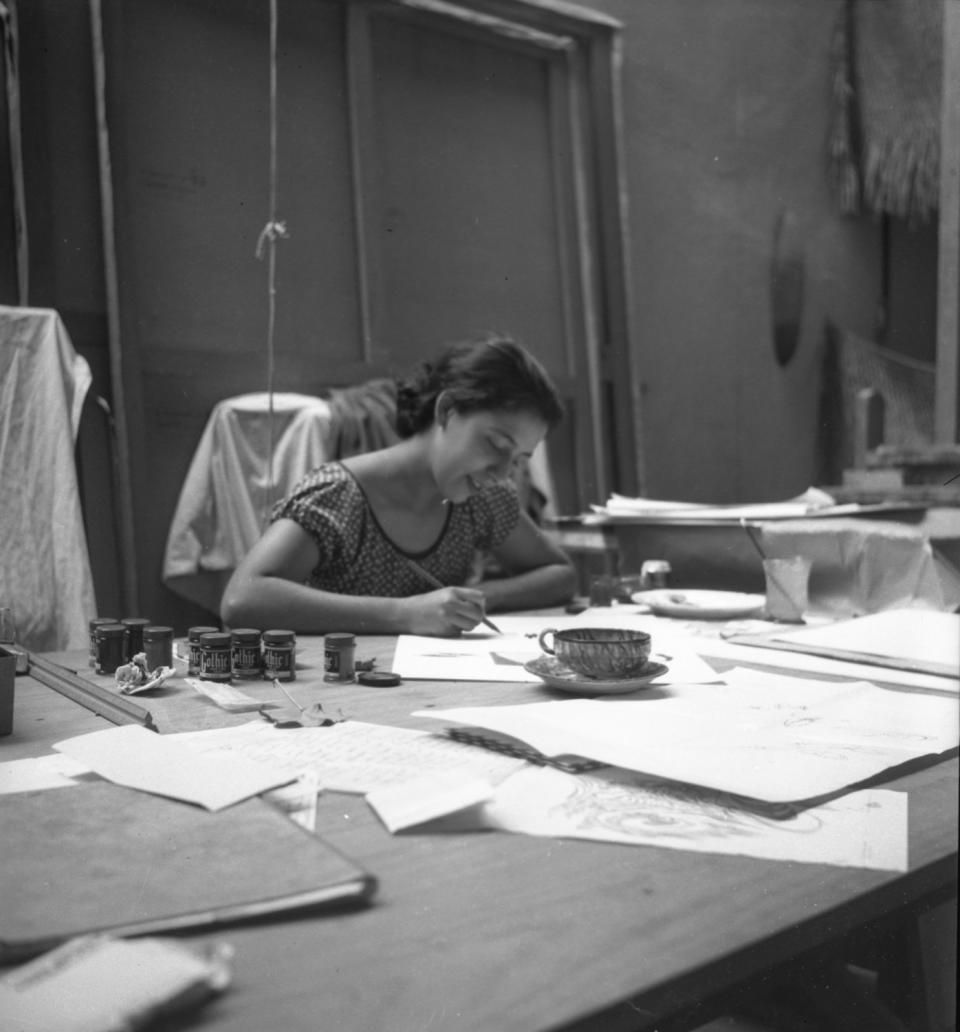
[347, 0, 644, 508]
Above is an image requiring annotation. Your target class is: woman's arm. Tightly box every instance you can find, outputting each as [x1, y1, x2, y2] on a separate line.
[480, 512, 577, 612]
[219, 519, 486, 636]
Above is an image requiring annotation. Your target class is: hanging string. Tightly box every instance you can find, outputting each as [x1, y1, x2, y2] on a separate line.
[255, 0, 289, 526]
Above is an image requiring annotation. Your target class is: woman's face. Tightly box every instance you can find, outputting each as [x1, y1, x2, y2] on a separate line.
[431, 404, 548, 503]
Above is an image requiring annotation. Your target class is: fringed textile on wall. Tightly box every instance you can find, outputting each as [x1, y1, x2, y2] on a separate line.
[829, 0, 942, 223]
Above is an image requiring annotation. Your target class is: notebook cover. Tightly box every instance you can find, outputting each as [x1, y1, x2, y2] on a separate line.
[0, 781, 377, 963]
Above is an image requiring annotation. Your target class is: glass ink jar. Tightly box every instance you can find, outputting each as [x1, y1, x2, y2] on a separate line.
[143, 625, 174, 671]
[199, 631, 232, 682]
[95, 623, 128, 674]
[324, 632, 356, 683]
[187, 625, 219, 676]
[89, 617, 117, 668]
[262, 629, 296, 682]
[640, 559, 672, 591]
[231, 628, 262, 680]
[121, 617, 151, 658]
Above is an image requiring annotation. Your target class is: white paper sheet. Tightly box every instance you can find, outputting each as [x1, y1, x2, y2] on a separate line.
[53, 725, 295, 811]
[392, 612, 721, 685]
[415, 668, 959, 804]
[696, 638, 959, 693]
[477, 766, 908, 870]
[170, 719, 527, 794]
[366, 771, 494, 833]
[768, 610, 960, 674]
[0, 753, 89, 794]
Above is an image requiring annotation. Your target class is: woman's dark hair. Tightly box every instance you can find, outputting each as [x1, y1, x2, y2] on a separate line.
[395, 334, 565, 438]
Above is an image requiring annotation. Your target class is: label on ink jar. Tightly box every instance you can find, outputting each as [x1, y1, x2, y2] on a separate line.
[263, 629, 296, 681]
[324, 632, 356, 683]
[89, 617, 117, 668]
[95, 623, 128, 675]
[188, 626, 219, 677]
[199, 632, 233, 682]
[143, 625, 174, 671]
[231, 628, 262, 680]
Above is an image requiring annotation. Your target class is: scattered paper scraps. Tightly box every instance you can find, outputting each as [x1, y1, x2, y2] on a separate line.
[54, 724, 294, 811]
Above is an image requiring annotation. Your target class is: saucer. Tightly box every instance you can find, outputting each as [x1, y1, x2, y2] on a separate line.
[631, 589, 765, 620]
[523, 655, 668, 695]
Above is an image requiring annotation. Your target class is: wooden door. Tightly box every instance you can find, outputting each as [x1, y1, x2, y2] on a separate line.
[95, 0, 639, 623]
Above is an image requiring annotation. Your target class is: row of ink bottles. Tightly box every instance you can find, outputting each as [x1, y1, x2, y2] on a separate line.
[90, 618, 300, 682]
[89, 617, 173, 674]
[186, 626, 297, 682]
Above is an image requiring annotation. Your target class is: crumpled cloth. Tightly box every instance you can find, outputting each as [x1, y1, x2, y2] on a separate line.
[761, 517, 947, 617]
[162, 393, 338, 612]
[0, 306, 96, 651]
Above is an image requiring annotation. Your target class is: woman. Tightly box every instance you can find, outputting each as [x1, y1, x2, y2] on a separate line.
[220, 336, 577, 636]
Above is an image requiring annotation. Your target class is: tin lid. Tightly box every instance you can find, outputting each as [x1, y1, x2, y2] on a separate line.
[325, 632, 355, 647]
[357, 670, 400, 687]
[200, 631, 231, 648]
[263, 629, 295, 645]
[188, 625, 220, 642]
[230, 628, 261, 643]
[143, 625, 174, 640]
[96, 623, 127, 638]
[90, 617, 117, 629]
[121, 617, 151, 627]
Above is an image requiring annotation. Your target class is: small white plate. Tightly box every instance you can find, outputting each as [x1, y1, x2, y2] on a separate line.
[523, 655, 668, 695]
[632, 589, 765, 620]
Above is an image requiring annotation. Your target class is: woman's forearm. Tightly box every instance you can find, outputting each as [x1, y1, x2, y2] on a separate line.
[220, 575, 406, 635]
[479, 562, 577, 613]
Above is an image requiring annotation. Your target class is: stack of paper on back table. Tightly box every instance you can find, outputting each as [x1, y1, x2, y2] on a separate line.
[414, 667, 959, 807]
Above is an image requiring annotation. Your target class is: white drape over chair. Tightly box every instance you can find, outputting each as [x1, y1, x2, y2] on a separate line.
[162, 393, 339, 613]
[0, 307, 97, 651]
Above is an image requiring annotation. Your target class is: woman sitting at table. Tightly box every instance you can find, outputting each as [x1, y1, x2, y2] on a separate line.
[220, 335, 577, 636]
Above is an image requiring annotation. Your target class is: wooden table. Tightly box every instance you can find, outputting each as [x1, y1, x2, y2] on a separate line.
[4, 629, 957, 1032]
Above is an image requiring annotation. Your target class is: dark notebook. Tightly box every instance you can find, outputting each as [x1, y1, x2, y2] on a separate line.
[1, 780, 376, 963]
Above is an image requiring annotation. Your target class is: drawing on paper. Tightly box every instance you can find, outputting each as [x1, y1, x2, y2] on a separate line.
[550, 771, 824, 841]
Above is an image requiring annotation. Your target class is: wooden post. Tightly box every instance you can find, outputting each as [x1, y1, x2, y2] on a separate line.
[936, 0, 960, 443]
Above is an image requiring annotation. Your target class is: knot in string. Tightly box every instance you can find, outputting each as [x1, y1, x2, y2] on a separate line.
[255, 219, 289, 260]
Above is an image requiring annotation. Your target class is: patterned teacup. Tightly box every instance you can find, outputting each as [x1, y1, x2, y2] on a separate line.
[538, 627, 652, 680]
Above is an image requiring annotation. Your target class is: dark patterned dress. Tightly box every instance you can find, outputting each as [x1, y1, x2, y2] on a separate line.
[271, 462, 519, 596]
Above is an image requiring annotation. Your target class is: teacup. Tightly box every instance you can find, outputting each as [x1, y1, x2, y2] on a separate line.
[538, 627, 652, 680]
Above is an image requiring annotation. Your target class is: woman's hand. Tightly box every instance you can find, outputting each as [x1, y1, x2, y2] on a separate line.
[402, 587, 489, 636]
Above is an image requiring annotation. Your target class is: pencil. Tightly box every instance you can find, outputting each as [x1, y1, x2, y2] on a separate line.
[401, 556, 503, 634]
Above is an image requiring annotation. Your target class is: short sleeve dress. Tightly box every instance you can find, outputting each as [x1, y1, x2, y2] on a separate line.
[270, 462, 520, 596]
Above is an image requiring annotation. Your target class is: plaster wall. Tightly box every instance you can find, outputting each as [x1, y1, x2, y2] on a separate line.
[11, 0, 890, 620]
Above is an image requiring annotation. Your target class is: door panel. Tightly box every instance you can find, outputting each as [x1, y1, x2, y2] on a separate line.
[96, 0, 636, 624]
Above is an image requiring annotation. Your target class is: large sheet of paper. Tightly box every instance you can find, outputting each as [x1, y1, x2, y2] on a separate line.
[171, 719, 526, 794]
[477, 766, 907, 871]
[696, 638, 958, 693]
[392, 613, 721, 685]
[415, 667, 959, 804]
[766, 609, 960, 677]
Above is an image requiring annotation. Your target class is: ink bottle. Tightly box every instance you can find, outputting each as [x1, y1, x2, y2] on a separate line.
[89, 617, 117, 668]
[143, 625, 174, 671]
[187, 625, 219, 676]
[95, 623, 128, 674]
[263, 629, 296, 682]
[121, 617, 151, 658]
[640, 559, 672, 591]
[199, 631, 233, 682]
[231, 628, 262, 680]
[324, 632, 356, 683]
